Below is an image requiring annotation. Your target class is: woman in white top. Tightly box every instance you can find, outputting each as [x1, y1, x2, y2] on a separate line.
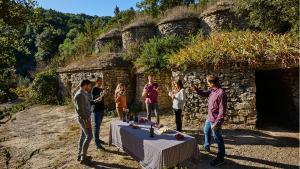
[168, 79, 185, 132]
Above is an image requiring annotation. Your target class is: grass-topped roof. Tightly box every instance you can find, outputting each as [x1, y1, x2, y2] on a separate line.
[200, 1, 233, 18]
[169, 31, 299, 69]
[57, 53, 131, 72]
[122, 15, 156, 31]
[97, 28, 121, 40]
[158, 6, 199, 24]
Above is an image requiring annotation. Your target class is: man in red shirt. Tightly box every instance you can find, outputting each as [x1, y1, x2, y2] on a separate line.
[193, 75, 227, 167]
[142, 75, 160, 124]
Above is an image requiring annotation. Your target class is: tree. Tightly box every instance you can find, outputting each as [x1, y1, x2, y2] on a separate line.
[35, 27, 64, 62]
[136, 0, 160, 17]
[114, 5, 120, 16]
[137, 0, 183, 17]
[233, 0, 299, 34]
[0, 0, 35, 101]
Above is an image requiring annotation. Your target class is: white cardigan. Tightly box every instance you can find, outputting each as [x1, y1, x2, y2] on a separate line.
[169, 89, 186, 110]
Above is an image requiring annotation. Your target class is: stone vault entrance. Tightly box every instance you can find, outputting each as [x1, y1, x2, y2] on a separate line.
[255, 68, 299, 131]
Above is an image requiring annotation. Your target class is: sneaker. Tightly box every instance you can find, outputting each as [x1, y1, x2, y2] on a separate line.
[78, 155, 92, 161]
[96, 145, 105, 151]
[201, 146, 210, 153]
[210, 157, 224, 167]
[80, 156, 92, 164]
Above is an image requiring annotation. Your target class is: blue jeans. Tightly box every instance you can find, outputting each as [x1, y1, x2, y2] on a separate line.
[93, 110, 104, 148]
[203, 120, 225, 159]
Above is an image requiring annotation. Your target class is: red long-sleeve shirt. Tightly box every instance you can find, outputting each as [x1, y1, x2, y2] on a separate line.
[196, 87, 227, 126]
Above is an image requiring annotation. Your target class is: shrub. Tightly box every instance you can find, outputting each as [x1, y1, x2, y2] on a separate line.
[12, 86, 33, 103]
[30, 69, 61, 104]
[233, 0, 299, 34]
[99, 41, 122, 53]
[169, 31, 300, 69]
[0, 69, 18, 103]
[122, 42, 142, 61]
[134, 35, 186, 73]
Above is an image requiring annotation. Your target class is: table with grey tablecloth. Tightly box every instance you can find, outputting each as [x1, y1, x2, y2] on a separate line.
[109, 120, 200, 169]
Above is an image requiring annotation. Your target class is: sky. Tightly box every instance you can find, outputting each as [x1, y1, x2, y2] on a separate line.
[36, 0, 141, 16]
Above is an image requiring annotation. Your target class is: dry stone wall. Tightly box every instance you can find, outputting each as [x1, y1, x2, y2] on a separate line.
[200, 10, 246, 35]
[122, 26, 156, 49]
[158, 18, 199, 37]
[136, 71, 172, 111]
[172, 66, 257, 128]
[59, 68, 134, 109]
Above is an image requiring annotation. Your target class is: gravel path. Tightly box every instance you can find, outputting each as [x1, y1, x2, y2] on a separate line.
[0, 105, 299, 169]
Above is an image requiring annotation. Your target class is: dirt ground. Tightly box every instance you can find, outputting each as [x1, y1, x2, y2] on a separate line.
[0, 105, 299, 169]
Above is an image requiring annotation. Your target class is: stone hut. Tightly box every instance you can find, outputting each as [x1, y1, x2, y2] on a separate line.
[158, 8, 199, 37]
[172, 61, 299, 129]
[57, 53, 134, 109]
[200, 1, 245, 35]
[122, 19, 157, 50]
[95, 28, 122, 53]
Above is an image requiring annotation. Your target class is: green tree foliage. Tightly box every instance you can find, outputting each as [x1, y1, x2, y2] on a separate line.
[35, 27, 64, 62]
[233, 0, 299, 34]
[137, 0, 183, 17]
[134, 35, 186, 73]
[30, 69, 61, 104]
[0, 0, 35, 102]
[0, 0, 111, 102]
[114, 6, 120, 16]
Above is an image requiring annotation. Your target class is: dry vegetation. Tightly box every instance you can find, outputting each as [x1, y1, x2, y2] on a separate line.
[200, 0, 233, 17]
[169, 31, 300, 69]
[159, 6, 199, 24]
[122, 15, 156, 31]
[98, 28, 121, 40]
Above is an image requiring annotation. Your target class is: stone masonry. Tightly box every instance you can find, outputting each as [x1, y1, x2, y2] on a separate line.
[59, 68, 134, 109]
[172, 65, 257, 128]
[158, 18, 199, 37]
[122, 26, 156, 50]
[136, 71, 172, 111]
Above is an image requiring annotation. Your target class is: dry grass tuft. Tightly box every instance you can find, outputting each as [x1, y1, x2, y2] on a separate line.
[98, 28, 121, 40]
[159, 6, 199, 24]
[122, 14, 156, 31]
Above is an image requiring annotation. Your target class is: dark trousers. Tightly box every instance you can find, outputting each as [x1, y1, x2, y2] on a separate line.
[173, 108, 182, 132]
[146, 103, 160, 124]
[93, 110, 104, 148]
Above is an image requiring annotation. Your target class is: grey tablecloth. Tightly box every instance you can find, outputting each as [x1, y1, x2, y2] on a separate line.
[109, 121, 200, 169]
